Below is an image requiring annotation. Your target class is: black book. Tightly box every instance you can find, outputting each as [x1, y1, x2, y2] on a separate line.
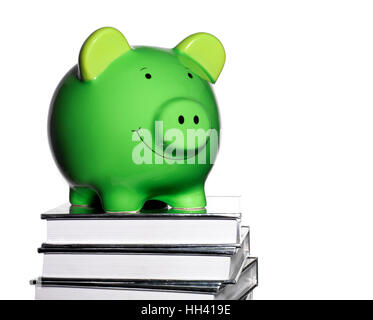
[42, 197, 242, 245]
[33, 257, 258, 300]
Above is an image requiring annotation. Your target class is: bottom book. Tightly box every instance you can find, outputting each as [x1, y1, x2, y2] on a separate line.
[33, 257, 258, 300]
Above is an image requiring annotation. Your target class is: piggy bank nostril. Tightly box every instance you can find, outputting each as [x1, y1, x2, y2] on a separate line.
[178, 115, 184, 124]
[194, 115, 199, 124]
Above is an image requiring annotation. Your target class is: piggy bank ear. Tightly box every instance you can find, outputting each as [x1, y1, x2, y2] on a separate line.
[79, 27, 131, 81]
[174, 33, 225, 83]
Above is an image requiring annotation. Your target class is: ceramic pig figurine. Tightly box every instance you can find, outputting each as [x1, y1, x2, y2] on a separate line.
[48, 27, 225, 213]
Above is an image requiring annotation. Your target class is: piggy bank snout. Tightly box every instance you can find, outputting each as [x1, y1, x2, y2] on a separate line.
[155, 98, 212, 152]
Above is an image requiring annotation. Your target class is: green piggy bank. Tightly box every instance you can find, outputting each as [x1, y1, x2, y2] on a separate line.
[48, 27, 225, 213]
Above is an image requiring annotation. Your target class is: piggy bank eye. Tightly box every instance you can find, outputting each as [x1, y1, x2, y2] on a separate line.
[187, 72, 193, 79]
[145, 73, 152, 79]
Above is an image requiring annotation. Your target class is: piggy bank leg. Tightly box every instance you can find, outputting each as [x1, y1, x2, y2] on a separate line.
[98, 188, 145, 213]
[162, 185, 206, 210]
[69, 186, 99, 207]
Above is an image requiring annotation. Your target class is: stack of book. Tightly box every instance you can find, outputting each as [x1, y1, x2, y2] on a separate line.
[32, 197, 258, 300]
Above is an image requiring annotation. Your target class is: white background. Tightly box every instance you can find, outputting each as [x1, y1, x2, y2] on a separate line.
[1, 0, 373, 299]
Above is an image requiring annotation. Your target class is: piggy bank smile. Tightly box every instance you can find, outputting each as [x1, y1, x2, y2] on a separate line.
[132, 125, 215, 162]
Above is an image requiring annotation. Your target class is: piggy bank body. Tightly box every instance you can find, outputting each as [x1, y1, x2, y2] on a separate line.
[49, 28, 225, 213]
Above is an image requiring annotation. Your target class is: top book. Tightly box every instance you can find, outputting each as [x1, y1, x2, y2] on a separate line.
[42, 196, 242, 245]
